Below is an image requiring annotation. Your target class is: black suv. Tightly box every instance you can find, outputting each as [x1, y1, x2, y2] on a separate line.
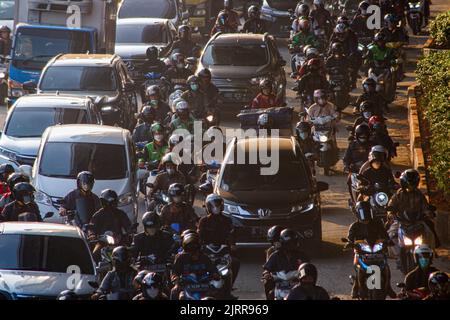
[198, 33, 286, 109]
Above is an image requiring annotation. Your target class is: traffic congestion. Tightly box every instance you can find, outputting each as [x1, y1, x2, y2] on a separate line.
[0, 0, 448, 301]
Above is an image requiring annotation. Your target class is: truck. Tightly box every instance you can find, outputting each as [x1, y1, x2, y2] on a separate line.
[8, 0, 118, 108]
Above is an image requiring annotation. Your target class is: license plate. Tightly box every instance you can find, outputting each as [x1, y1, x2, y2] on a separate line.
[189, 17, 206, 28]
[130, 71, 141, 78]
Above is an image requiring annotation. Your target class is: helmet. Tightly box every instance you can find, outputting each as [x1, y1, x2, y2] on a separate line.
[205, 193, 224, 215]
[384, 13, 397, 26]
[7, 173, 29, 193]
[150, 122, 164, 134]
[331, 42, 344, 55]
[296, 3, 310, 17]
[374, 32, 386, 43]
[181, 229, 197, 239]
[168, 183, 184, 203]
[355, 124, 370, 141]
[428, 272, 449, 297]
[146, 85, 160, 98]
[334, 23, 347, 34]
[169, 134, 183, 148]
[413, 244, 433, 268]
[217, 12, 229, 26]
[0, 164, 15, 182]
[369, 145, 387, 163]
[358, 1, 370, 15]
[142, 272, 163, 298]
[146, 46, 158, 60]
[337, 16, 350, 26]
[0, 25, 11, 33]
[307, 58, 321, 71]
[140, 106, 156, 123]
[313, 0, 324, 7]
[362, 77, 377, 92]
[248, 5, 260, 18]
[224, 0, 233, 9]
[171, 52, 185, 67]
[368, 115, 384, 130]
[111, 246, 130, 266]
[182, 233, 201, 253]
[175, 100, 189, 113]
[400, 169, 420, 191]
[100, 189, 118, 208]
[142, 211, 161, 229]
[267, 225, 284, 243]
[355, 201, 373, 222]
[178, 24, 191, 39]
[259, 78, 272, 91]
[57, 290, 78, 300]
[198, 68, 212, 79]
[305, 47, 319, 60]
[298, 18, 310, 31]
[161, 152, 181, 166]
[133, 270, 149, 289]
[298, 263, 318, 284]
[77, 171, 95, 192]
[257, 113, 273, 129]
[313, 89, 327, 105]
[279, 228, 299, 250]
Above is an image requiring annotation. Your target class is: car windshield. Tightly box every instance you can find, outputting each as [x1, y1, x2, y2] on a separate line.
[116, 23, 168, 44]
[39, 142, 127, 180]
[202, 43, 269, 66]
[119, 0, 176, 19]
[220, 149, 309, 191]
[0, 1, 14, 19]
[12, 28, 91, 70]
[5, 107, 89, 138]
[0, 234, 94, 274]
[40, 66, 117, 91]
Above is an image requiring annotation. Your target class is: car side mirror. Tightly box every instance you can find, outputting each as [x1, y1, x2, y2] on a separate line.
[23, 81, 37, 93]
[19, 165, 33, 178]
[44, 212, 54, 219]
[317, 181, 329, 192]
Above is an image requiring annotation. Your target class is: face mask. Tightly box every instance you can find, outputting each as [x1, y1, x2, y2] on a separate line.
[299, 132, 308, 140]
[154, 134, 163, 142]
[358, 137, 367, 143]
[190, 84, 199, 92]
[22, 194, 33, 205]
[167, 168, 175, 176]
[146, 287, 159, 299]
[150, 100, 159, 107]
[418, 257, 430, 269]
[177, 63, 184, 69]
[145, 227, 157, 236]
[173, 196, 182, 203]
[363, 112, 372, 119]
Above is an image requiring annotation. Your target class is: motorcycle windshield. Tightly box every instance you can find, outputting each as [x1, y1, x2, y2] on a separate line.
[75, 197, 95, 226]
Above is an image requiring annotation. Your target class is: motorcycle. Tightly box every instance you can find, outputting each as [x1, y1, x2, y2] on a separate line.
[342, 238, 390, 300]
[406, 0, 424, 35]
[397, 282, 429, 300]
[204, 244, 233, 298]
[309, 115, 338, 176]
[328, 67, 350, 112]
[272, 270, 299, 300]
[147, 189, 170, 214]
[143, 72, 171, 102]
[289, 45, 306, 76]
[367, 61, 396, 103]
[357, 178, 395, 222]
[91, 231, 118, 279]
[180, 273, 223, 300]
[135, 254, 172, 295]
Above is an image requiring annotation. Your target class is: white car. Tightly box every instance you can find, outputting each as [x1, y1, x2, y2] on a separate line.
[0, 222, 97, 300]
[23, 124, 138, 224]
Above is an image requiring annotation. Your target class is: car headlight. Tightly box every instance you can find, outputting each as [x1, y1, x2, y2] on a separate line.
[375, 192, 389, 206]
[224, 203, 239, 215]
[414, 236, 423, 245]
[118, 192, 133, 207]
[250, 76, 267, 86]
[319, 135, 328, 143]
[194, 9, 206, 16]
[372, 242, 384, 252]
[360, 243, 372, 252]
[35, 190, 52, 206]
[101, 105, 119, 113]
[291, 202, 314, 213]
[403, 236, 413, 246]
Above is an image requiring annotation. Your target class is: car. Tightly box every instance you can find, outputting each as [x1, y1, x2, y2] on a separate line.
[0, 222, 97, 300]
[23, 124, 138, 224]
[115, 18, 177, 85]
[198, 33, 286, 110]
[24, 54, 141, 131]
[213, 136, 329, 252]
[261, 0, 298, 37]
[118, 0, 188, 29]
[0, 0, 14, 32]
[0, 95, 102, 168]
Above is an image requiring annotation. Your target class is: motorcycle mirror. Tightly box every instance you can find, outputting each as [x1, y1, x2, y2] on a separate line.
[44, 212, 54, 219]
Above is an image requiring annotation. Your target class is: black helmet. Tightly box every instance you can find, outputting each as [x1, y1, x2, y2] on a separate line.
[331, 42, 344, 55]
[169, 134, 183, 149]
[298, 263, 318, 284]
[7, 173, 30, 193]
[77, 171, 95, 192]
[205, 193, 224, 215]
[355, 201, 373, 222]
[0, 164, 15, 182]
[181, 229, 197, 240]
[384, 13, 397, 26]
[140, 105, 156, 123]
[296, 3, 310, 17]
[279, 228, 299, 249]
[111, 246, 130, 264]
[355, 124, 370, 141]
[57, 290, 78, 300]
[257, 113, 273, 129]
[259, 78, 272, 91]
[141, 211, 161, 229]
[198, 68, 212, 79]
[146, 85, 160, 98]
[100, 189, 118, 208]
[400, 169, 420, 191]
[142, 272, 163, 298]
[168, 183, 184, 203]
[178, 24, 191, 39]
[362, 77, 376, 92]
[182, 233, 201, 253]
[133, 270, 149, 289]
[248, 5, 260, 18]
[267, 225, 284, 243]
[13, 182, 35, 205]
[428, 272, 449, 297]
[146, 46, 158, 60]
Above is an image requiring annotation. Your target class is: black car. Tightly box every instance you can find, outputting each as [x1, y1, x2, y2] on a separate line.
[198, 33, 286, 110]
[213, 136, 329, 252]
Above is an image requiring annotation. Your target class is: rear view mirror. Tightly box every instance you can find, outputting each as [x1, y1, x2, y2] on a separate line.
[23, 81, 37, 92]
[44, 212, 54, 219]
[317, 181, 329, 192]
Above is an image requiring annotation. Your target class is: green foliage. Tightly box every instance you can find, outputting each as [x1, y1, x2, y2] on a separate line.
[417, 51, 450, 197]
[429, 10, 450, 48]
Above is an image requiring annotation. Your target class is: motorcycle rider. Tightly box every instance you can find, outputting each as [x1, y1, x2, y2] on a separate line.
[404, 245, 438, 294]
[142, 46, 167, 75]
[381, 13, 409, 79]
[354, 77, 389, 115]
[0, 25, 11, 56]
[266, 225, 284, 261]
[216, 0, 240, 33]
[89, 189, 132, 245]
[59, 171, 101, 222]
[132, 211, 175, 263]
[198, 68, 219, 112]
[242, 5, 267, 34]
[296, 46, 324, 78]
[309, 0, 334, 37]
[365, 31, 396, 70]
[133, 272, 168, 300]
[286, 263, 330, 300]
[296, 121, 318, 175]
[132, 106, 155, 144]
[325, 42, 351, 90]
[349, 101, 377, 138]
[0, 164, 14, 196]
[346, 201, 395, 298]
[164, 52, 193, 87]
[296, 59, 329, 103]
[171, 25, 199, 58]
[169, 100, 196, 134]
[150, 153, 186, 194]
[425, 272, 450, 300]
[160, 183, 197, 232]
[307, 89, 339, 121]
[290, 18, 320, 74]
[291, 4, 311, 34]
[250, 79, 283, 109]
[350, 1, 375, 39]
[0, 182, 41, 222]
[0, 173, 29, 211]
[171, 233, 220, 300]
[368, 115, 397, 161]
[143, 123, 168, 163]
[94, 246, 136, 300]
[181, 75, 208, 120]
[143, 85, 171, 124]
[263, 229, 310, 300]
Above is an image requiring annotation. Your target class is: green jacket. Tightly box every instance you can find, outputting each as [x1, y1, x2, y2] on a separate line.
[367, 43, 395, 63]
[291, 31, 319, 48]
[144, 142, 168, 162]
[169, 115, 195, 134]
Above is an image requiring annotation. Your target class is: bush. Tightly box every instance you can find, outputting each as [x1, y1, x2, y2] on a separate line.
[429, 10, 450, 48]
[417, 51, 450, 197]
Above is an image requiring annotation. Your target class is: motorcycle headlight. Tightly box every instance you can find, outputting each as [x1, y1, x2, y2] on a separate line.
[0, 72, 6, 78]
[224, 203, 240, 215]
[250, 76, 267, 86]
[106, 235, 115, 245]
[319, 135, 328, 142]
[360, 243, 372, 253]
[375, 192, 389, 206]
[35, 190, 52, 206]
[372, 242, 384, 252]
[404, 236, 413, 246]
[118, 192, 133, 207]
[206, 115, 214, 122]
[414, 236, 423, 245]
[162, 194, 170, 203]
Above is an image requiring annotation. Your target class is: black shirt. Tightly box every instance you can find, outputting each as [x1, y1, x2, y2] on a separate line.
[0, 201, 41, 222]
[198, 214, 234, 246]
[90, 207, 131, 238]
[172, 252, 218, 278]
[61, 189, 101, 224]
[132, 230, 175, 262]
[264, 248, 310, 273]
[405, 266, 438, 291]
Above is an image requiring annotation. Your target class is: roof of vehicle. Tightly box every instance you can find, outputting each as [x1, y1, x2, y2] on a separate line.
[49, 54, 118, 67]
[45, 124, 127, 145]
[211, 33, 269, 45]
[117, 17, 170, 25]
[234, 137, 294, 153]
[0, 222, 84, 239]
[13, 95, 91, 109]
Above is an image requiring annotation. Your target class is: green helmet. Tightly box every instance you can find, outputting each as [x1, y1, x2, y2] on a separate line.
[150, 123, 164, 134]
[161, 152, 181, 166]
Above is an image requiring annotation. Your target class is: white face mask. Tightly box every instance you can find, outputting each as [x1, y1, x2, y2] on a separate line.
[154, 134, 163, 142]
[166, 168, 175, 176]
[146, 287, 159, 299]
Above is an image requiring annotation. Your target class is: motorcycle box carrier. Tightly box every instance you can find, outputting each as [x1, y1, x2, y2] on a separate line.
[236, 107, 293, 135]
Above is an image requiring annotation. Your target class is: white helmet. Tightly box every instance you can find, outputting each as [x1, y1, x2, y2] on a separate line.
[413, 244, 434, 264]
[313, 0, 324, 6]
[175, 100, 189, 112]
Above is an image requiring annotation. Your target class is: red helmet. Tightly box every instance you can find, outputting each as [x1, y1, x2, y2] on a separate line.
[368, 115, 384, 129]
[298, 18, 310, 31]
[307, 58, 321, 71]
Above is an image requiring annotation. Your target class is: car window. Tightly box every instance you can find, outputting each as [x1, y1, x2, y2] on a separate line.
[0, 1, 14, 20]
[202, 43, 269, 67]
[5, 107, 88, 138]
[116, 23, 169, 44]
[119, 0, 177, 19]
[0, 234, 94, 274]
